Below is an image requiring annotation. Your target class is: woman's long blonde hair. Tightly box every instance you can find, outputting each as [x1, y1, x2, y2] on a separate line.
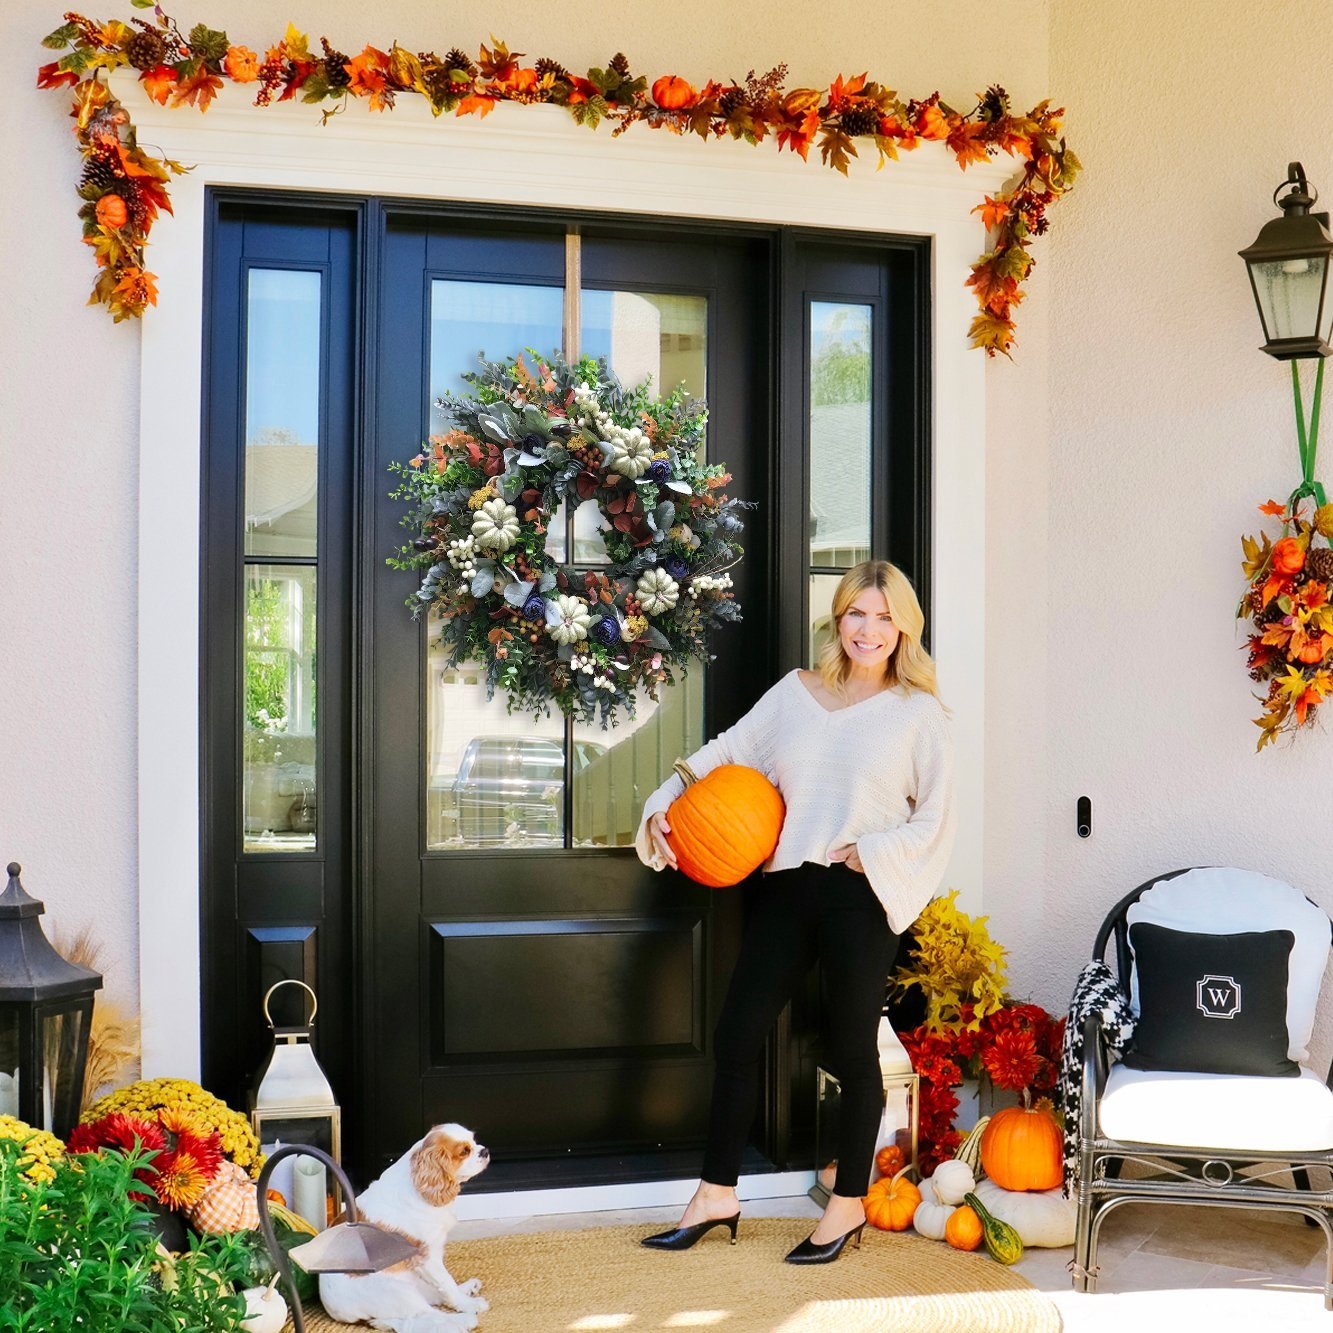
[817, 559, 943, 701]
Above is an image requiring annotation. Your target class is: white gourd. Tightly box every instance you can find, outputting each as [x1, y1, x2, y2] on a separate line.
[931, 1158, 976, 1205]
[547, 594, 592, 645]
[912, 1180, 953, 1241]
[472, 498, 520, 552]
[972, 1177, 1076, 1248]
[240, 1285, 288, 1333]
[608, 430, 654, 479]
[635, 568, 680, 616]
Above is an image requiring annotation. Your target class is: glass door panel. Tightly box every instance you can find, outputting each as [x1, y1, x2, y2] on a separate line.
[425, 280, 564, 850]
[809, 301, 872, 569]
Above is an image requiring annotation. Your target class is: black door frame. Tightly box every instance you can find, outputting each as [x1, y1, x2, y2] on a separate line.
[200, 187, 931, 1185]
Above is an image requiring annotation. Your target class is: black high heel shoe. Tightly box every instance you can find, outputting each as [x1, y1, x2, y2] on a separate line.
[783, 1221, 866, 1264]
[640, 1212, 741, 1250]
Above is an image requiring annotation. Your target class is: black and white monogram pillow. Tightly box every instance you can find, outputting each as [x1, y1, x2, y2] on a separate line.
[1121, 922, 1299, 1078]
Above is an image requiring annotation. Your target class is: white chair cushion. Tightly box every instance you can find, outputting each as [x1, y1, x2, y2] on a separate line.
[1127, 867, 1330, 1063]
[1099, 1063, 1333, 1151]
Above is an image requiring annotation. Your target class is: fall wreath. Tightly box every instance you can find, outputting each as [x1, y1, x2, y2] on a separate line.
[389, 351, 747, 725]
[37, 8, 1079, 350]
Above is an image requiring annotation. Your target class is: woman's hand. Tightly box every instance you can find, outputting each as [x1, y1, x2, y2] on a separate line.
[648, 811, 678, 870]
[829, 842, 865, 874]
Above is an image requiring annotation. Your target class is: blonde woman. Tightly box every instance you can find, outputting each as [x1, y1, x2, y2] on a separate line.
[635, 559, 955, 1264]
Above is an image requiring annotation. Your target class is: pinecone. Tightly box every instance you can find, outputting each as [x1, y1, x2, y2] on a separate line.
[80, 156, 118, 192]
[1307, 546, 1333, 584]
[125, 29, 167, 71]
[839, 105, 880, 137]
[535, 57, 569, 82]
[718, 86, 744, 117]
[609, 52, 631, 79]
[444, 47, 477, 76]
[321, 39, 351, 88]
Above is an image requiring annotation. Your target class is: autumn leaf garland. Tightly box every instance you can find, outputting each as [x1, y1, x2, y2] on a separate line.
[38, 7, 1079, 348]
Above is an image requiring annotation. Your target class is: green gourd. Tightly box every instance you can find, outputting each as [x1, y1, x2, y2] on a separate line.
[963, 1190, 1024, 1266]
[954, 1116, 990, 1173]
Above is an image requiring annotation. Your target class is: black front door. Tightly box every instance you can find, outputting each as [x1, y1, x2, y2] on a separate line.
[365, 214, 773, 1185]
[201, 194, 929, 1188]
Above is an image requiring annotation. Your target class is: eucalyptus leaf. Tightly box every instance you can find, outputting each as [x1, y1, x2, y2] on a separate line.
[516, 451, 545, 467]
[557, 642, 574, 661]
[471, 569, 495, 598]
[654, 501, 676, 530]
[539, 571, 558, 593]
[645, 628, 672, 650]
[665, 480, 693, 495]
[479, 416, 511, 443]
[502, 580, 535, 606]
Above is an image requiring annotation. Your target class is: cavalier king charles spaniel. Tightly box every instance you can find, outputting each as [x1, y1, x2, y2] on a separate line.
[319, 1123, 491, 1332]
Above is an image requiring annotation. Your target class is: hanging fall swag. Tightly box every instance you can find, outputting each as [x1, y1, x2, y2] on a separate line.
[38, 7, 1079, 351]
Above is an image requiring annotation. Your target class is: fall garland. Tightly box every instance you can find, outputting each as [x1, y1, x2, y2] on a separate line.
[38, 7, 1079, 351]
[389, 350, 747, 725]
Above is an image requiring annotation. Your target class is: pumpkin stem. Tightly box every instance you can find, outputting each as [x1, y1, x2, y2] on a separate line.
[1021, 1086, 1032, 1111]
[672, 759, 700, 788]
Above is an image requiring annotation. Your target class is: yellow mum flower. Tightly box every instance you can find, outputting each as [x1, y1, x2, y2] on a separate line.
[0, 1115, 63, 1185]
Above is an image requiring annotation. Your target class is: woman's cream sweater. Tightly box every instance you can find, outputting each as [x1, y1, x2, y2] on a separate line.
[634, 669, 956, 933]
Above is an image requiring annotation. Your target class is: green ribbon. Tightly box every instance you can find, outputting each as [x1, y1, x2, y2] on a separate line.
[1289, 358, 1328, 512]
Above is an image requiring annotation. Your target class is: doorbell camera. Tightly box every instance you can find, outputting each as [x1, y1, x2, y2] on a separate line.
[1076, 796, 1092, 839]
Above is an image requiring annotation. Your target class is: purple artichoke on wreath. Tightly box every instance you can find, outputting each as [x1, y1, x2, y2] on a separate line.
[522, 593, 547, 622]
[662, 554, 689, 581]
[647, 459, 672, 484]
[591, 617, 621, 648]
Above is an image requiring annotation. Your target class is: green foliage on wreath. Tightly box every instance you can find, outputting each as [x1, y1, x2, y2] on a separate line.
[388, 350, 749, 725]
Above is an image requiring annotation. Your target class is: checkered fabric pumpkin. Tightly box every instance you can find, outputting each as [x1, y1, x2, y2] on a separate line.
[187, 1159, 260, 1233]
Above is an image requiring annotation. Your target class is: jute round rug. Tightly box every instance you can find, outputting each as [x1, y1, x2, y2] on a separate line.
[291, 1219, 1062, 1332]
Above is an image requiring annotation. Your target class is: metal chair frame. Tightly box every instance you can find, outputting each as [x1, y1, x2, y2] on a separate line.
[1073, 867, 1333, 1309]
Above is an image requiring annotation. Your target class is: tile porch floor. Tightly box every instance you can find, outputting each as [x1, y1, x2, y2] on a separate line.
[451, 1194, 1333, 1331]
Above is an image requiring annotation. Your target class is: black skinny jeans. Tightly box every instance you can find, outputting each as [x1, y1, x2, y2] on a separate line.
[701, 861, 901, 1199]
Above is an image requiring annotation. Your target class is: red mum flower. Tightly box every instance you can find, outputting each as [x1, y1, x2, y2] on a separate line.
[982, 1027, 1042, 1092]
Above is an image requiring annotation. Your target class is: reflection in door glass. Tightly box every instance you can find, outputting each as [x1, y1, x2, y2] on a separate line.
[575, 288, 709, 843]
[809, 302, 872, 568]
[244, 268, 322, 559]
[425, 613, 566, 850]
[426, 281, 566, 849]
[243, 565, 317, 852]
[429, 280, 564, 435]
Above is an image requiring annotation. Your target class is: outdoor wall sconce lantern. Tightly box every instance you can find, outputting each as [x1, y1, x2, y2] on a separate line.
[257, 1144, 416, 1333]
[1240, 162, 1333, 505]
[0, 862, 102, 1139]
[250, 979, 342, 1226]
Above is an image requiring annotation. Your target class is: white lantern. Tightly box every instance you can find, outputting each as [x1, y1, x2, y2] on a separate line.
[250, 980, 341, 1226]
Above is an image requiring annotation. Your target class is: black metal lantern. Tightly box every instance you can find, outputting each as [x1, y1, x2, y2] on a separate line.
[0, 862, 102, 1138]
[1240, 162, 1333, 360]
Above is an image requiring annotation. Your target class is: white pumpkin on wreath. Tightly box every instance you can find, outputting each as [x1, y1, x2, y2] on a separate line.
[636, 567, 680, 615]
[472, 498, 520, 552]
[547, 594, 593, 645]
[607, 428, 654, 479]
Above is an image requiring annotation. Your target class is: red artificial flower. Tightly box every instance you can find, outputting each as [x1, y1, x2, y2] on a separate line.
[981, 1027, 1043, 1092]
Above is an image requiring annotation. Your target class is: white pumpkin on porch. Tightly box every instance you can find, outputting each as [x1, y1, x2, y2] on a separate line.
[971, 1176, 1076, 1248]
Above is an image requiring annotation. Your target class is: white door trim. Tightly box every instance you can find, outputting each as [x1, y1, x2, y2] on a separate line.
[124, 74, 1003, 1082]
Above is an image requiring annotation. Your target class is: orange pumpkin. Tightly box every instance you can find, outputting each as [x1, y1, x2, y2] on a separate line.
[944, 1204, 983, 1250]
[874, 1143, 905, 1178]
[863, 1173, 920, 1231]
[652, 74, 698, 110]
[979, 1103, 1063, 1192]
[96, 194, 128, 229]
[665, 761, 784, 888]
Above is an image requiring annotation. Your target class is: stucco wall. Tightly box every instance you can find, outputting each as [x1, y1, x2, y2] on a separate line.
[988, 0, 1333, 1077]
[0, 3, 1057, 1054]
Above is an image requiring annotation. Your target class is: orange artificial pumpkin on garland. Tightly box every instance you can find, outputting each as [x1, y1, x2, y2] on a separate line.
[651, 74, 698, 110]
[665, 760, 784, 888]
[979, 1100, 1063, 1192]
[96, 194, 128, 229]
[863, 1172, 920, 1232]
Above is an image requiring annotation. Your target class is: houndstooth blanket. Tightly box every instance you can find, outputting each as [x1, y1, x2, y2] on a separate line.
[1058, 959, 1135, 1197]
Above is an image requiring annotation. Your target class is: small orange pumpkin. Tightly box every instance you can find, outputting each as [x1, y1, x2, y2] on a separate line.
[874, 1143, 905, 1178]
[96, 194, 128, 230]
[944, 1204, 983, 1251]
[863, 1173, 920, 1232]
[665, 761, 784, 888]
[979, 1103, 1063, 1192]
[652, 74, 698, 110]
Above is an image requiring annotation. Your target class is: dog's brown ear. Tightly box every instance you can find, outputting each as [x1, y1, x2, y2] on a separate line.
[411, 1128, 462, 1207]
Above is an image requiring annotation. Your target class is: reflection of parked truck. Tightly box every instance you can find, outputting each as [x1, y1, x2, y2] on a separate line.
[434, 736, 606, 846]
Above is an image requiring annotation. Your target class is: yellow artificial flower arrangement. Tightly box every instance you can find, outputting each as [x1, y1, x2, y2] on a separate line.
[0, 1115, 64, 1184]
[890, 889, 1009, 1032]
[82, 1078, 264, 1177]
